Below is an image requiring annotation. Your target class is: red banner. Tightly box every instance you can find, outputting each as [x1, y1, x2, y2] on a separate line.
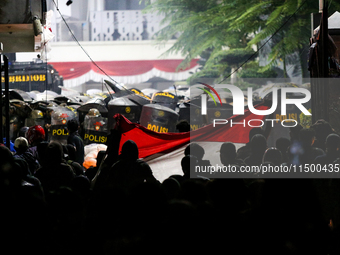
[114, 104, 269, 159]
[49, 59, 199, 80]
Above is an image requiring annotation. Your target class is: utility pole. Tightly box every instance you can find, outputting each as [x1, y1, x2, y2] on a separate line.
[3, 54, 10, 149]
[0, 43, 3, 144]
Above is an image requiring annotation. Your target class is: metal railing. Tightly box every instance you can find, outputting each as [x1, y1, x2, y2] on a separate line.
[53, 10, 168, 42]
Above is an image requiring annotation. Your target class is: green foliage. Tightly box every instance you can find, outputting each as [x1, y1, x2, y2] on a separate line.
[143, 0, 340, 81]
[238, 61, 279, 79]
[300, 109, 312, 128]
[235, 80, 262, 91]
[217, 48, 257, 66]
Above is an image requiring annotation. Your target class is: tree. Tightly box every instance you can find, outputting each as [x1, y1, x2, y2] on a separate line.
[143, 0, 340, 81]
[228, 0, 340, 78]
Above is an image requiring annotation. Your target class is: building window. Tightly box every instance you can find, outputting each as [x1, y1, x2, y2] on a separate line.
[105, 0, 145, 10]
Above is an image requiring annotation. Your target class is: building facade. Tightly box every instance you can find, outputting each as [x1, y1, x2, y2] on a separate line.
[44, 0, 198, 92]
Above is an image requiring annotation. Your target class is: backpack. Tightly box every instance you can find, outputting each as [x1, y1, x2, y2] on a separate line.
[19, 151, 40, 174]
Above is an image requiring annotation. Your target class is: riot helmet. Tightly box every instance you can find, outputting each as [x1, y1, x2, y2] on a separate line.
[26, 125, 45, 145]
[31, 110, 44, 119]
[87, 108, 101, 117]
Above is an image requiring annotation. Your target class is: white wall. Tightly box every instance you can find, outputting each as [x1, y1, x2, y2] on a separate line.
[44, 40, 184, 62]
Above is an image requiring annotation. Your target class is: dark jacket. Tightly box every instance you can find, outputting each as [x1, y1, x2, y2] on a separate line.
[35, 163, 75, 193]
[67, 131, 85, 166]
[14, 150, 40, 175]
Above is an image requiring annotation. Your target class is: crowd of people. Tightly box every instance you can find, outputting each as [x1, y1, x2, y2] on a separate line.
[2, 117, 340, 254]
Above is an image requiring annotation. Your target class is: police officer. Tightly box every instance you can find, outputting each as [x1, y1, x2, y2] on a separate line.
[67, 118, 85, 167]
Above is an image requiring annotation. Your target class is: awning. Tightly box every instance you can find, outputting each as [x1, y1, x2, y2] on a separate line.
[48, 59, 199, 88]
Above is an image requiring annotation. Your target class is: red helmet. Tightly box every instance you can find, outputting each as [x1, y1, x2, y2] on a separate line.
[26, 125, 45, 145]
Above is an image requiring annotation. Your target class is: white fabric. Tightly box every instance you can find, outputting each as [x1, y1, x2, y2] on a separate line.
[63, 65, 199, 88]
[145, 142, 245, 182]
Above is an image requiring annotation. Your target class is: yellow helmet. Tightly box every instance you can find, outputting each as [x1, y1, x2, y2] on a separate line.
[31, 110, 44, 119]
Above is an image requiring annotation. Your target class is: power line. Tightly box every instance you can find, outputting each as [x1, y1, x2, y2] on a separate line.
[218, 0, 309, 84]
[51, 0, 121, 87]
[276, 46, 308, 79]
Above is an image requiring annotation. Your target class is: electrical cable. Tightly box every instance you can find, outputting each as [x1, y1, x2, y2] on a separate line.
[43, 29, 48, 101]
[51, 0, 123, 88]
[275, 46, 308, 79]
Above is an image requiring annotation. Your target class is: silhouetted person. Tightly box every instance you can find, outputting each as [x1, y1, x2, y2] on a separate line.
[237, 127, 264, 160]
[64, 144, 85, 176]
[26, 125, 46, 162]
[18, 126, 29, 138]
[180, 154, 199, 179]
[0, 145, 49, 254]
[276, 137, 290, 164]
[289, 123, 303, 144]
[311, 119, 334, 151]
[184, 142, 211, 167]
[85, 150, 106, 181]
[34, 141, 75, 193]
[12, 156, 44, 200]
[13, 136, 40, 175]
[67, 118, 85, 167]
[90, 127, 122, 190]
[289, 128, 324, 165]
[253, 179, 328, 254]
[314, 133, 340, 165]
[262, 147, 282, 166]
[44, 186, 86, 254]
[220, 142, 245, 166]
[0, 145, 22, 192]
[94, 140, 159, 192]
[244, 134, 267, 166]
[162, 175, 182, 201]
[313, 135, 340, 228]
[176, 119, 190, 132]
[36, 141, 49, 167]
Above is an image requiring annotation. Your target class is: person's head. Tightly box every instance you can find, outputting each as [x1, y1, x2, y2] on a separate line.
[275, 137, 290, 154]
[262, 147, 282, 165]
[181, 155, 198, 177]
[0, 145, 15, 170]
[220, 142, 237, 165]
[184, 143, 205, 160]
[299, 128, 316, 147]
[0, 145, 21, 189]
[162, 177, 181, 200]
[248, 127, 264, 143]
[65, 144, 77, 161]
[18, 126, 29, 138]
[37, 142, 49, 167]
[46, 142, 64, 165]
[14, 137, 29, 154]
[325, 133, 340, 153]
[250, 134, 267, 154]
[176, 119, 190, 132]
[311, 119, 333, 142]
[70, 175, 91, 196]
[26, 125, 45, 146]
[289, 124, 303, 142]
[67, 118, 79, 133]
[96, 150, 106, 167]
[120, 140, 139, 160]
